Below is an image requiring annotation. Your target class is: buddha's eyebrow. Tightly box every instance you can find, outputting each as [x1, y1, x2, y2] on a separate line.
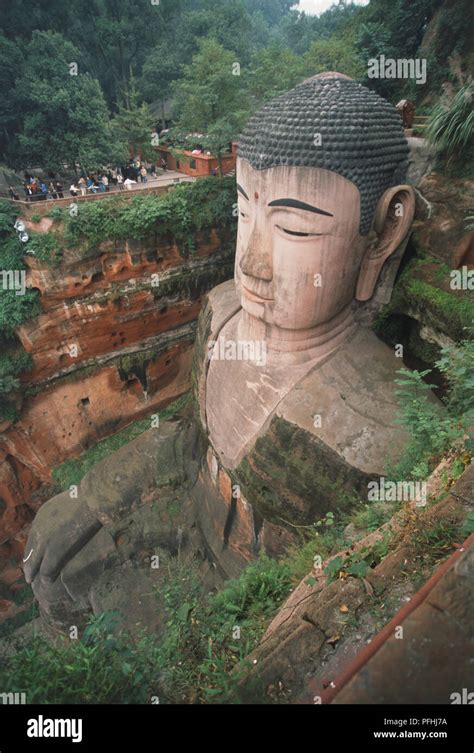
[237, 183, 249, 200]
[268, 198, 333, 217]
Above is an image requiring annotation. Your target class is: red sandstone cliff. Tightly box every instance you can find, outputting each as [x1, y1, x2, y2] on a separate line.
[0, 222, 234, 587]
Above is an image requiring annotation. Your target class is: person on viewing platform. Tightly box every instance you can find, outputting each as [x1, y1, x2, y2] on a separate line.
[117, 172, 124, 190]
[140, 165, 148, 183]
[48, 181, 58, 199]
[55, 180, 64, 198]
[70, 183, 79, 197]
[39, 180, 48, 200]
[78, 176, 87, 196]
[8, 186, 19, 200]
[102, 174, 109, 191]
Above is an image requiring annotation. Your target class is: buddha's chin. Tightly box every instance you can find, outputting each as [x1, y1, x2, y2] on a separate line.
[241, 296, 273, 321]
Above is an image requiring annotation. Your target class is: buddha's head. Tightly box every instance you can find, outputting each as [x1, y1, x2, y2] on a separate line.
[235, 73, 415, 351]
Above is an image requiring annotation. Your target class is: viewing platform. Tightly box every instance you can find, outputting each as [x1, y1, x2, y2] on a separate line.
[3, 171, 197, 218]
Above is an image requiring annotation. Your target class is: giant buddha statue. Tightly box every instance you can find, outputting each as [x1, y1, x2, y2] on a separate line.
[24, 74, 416, 628]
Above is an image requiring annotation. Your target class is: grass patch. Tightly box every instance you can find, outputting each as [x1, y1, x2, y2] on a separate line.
[0, 555, 292, 704]
[351, 502, 396, 532]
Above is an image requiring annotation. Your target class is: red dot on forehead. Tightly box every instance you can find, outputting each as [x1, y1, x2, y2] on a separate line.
[254, 191, 259, 200]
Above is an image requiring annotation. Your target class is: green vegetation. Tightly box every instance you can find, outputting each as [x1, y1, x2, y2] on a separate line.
[323, 535, 391, 583]
[0, 349, 33, 420]
[6, 30, 127, 171]
[26, 232, 62, 264]
[0, 612, 161, 703]
[390, 338, 474, 480]
[1, 1, 471, 167]
[351, 502, 394, 532]
[62, 175, 236, 254]
[0, 200, 37, 419]
[52, 393, 189, 490]
[0, 557, 293, 704]
[436, 337, 474, 417]
[427, 82, 474, 168]
[389, 257, 474, 342]
[112, 81, 157, 163]
[172, 38, 250, 159]
[156, 557, 292, 702]
[406, 276, 474, 336]
[411, 519, 462, 561]
[46, 206, 66, 222]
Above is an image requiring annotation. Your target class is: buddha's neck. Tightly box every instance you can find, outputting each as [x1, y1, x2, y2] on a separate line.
[236, 304, 356, 363]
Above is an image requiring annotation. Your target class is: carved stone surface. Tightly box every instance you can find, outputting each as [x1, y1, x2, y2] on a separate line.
[238, 75, 409, 233]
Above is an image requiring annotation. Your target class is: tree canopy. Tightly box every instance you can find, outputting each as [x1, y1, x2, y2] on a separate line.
[0, 0, 471, 169]
[8, 31, 126, 170]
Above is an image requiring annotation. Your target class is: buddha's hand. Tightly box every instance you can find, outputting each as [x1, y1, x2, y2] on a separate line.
[23, 424, 186, 601]
[23, 493, 101, 587]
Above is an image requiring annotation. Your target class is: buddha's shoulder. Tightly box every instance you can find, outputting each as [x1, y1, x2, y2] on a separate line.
[200, 280, 240, 339]
[276, 327, 409, 474]
[193, 280, 240, 427]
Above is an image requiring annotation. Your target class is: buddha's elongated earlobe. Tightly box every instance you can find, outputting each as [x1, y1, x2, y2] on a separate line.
[356, 185, 415, 301]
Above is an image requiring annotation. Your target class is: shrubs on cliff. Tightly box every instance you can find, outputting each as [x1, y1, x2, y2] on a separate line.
[427, 82, 474, 171]
[391, 337, 474, 480]
[0, 348, 33, 421]
[0, 200, 37, 420]
[25, 232, 62, 264]
[0, 612, 161, 704]
[0, 556, 292, 704]
[61, 175, 237, 253]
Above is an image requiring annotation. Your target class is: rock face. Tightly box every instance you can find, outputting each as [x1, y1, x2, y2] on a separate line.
[412, 173, 474, 269]
[234, 466, 473, 704]
[405, 137, 436, 186]
[0, 226, 235, 594]
[375, 173, 474, 368]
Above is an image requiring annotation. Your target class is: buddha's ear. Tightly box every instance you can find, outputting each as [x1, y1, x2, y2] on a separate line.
[356, 185, 415, 301]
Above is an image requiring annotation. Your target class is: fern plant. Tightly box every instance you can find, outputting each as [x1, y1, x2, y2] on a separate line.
[391, 337, 474, 479]
[427, 83, 474, 164]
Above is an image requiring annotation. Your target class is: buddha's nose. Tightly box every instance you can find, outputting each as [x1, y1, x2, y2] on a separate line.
[239, 226, 273, 281]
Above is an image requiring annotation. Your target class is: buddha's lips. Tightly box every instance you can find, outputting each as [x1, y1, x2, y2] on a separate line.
[242, 285, 274, 304]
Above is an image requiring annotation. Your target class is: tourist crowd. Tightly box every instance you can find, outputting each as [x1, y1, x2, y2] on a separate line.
[9, 158, 168, 202]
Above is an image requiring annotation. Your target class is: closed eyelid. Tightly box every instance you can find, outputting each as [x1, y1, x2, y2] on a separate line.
[276, 225, 326, 238]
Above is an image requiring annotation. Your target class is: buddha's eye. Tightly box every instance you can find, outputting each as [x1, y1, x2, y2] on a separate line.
[239, 210, 249, 219]
[277, 225, 311, 237]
